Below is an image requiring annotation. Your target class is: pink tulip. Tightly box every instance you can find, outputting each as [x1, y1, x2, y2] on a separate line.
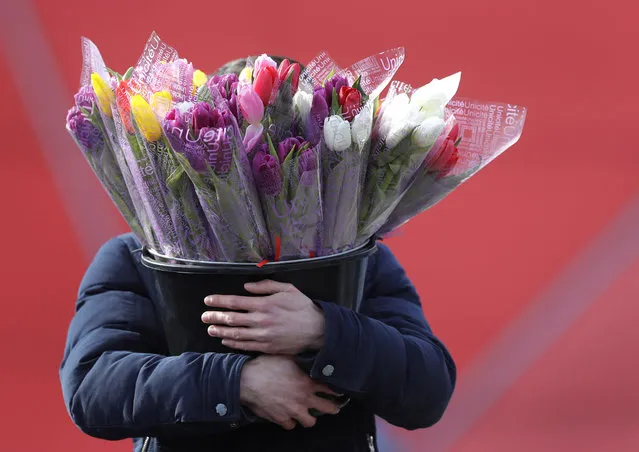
[237, 83, 264, 124]
[243, 123, 263, 153]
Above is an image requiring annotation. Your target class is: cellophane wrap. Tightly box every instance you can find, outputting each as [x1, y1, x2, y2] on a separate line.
[299, 49, 404, 255]
[377, 84, 527, 235]
[73, 38, 153, 245]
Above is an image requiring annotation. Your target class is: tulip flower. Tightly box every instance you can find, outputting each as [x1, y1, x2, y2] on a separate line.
[193, 69, 208, 90]
[277, 59, 301, 92]
[277, 136, 305, 163]
[74, 85, 95, 111]
[130, 94, 163, 142]
[198, 126, 233, 174]
[338, 86, 362, 122]
[191, 102, 217, 137]
[411, 117, 446, 149]
[115, 80, 135, 134]
[307, 91, 329, 145]
[150, 90, 173, 119]
[252, 151, 283, 196]
[253, 54, 277, 77]
[253, 66, 277, 106]
[90, 72, 114, 117]
[320, 75, 348, 108]
[66, 106, 104, 151]
[239, 66, 253, 83]
[237, 83, 264, 124]
[243, 123, 263, 154]
[323, 116, 352, 152]
[293, 90, 312, 119]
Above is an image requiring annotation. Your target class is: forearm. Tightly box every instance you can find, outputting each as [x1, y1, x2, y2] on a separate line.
[306, 300, 456, 429]
[61, 338, 252, 439]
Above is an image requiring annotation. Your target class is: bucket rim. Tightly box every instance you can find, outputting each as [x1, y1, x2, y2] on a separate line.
[140, 239, 378, 274]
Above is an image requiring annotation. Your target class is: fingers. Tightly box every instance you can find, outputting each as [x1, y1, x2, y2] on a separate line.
[202, 310, 262, 327]
[313, 384, 342, 397]
[204, 294, 263, 311]
[293, 407, 317, 428]
[208, 326, 266, 342]
[244, 280, 297, 295]
[220, 339, 271, 353]
[310, 394, 341, 416]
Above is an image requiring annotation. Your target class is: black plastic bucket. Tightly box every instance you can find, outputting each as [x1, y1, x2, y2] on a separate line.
[140, 240, 378, 356]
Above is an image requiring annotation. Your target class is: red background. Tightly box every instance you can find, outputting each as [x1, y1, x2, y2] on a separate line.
[1, 0, 638, 450]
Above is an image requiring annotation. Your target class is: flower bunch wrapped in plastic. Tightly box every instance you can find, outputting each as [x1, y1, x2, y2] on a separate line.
[65, 32, 526, 263]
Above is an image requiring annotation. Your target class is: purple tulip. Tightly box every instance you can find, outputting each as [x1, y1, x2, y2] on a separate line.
[164, 108, 188, 145]
[307, 92, 329, 145]
[208, 74, 241, 121]
[192, 102, 216, 137]
[298, 147, 317, 174]
[252, 151, 282, 196]
[319, 74, 348, 108]
[181, 139, 208, 173]
[198, 126, 234, 174]
[66, 106, 103, 151]
[74, 85, 95, 111]
[277, 136, 305, 163]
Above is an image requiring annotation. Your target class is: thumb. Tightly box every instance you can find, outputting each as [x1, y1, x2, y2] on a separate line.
[244, 279, 297, 295]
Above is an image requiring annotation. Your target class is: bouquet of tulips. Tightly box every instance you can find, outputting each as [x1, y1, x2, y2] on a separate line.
[66, 32, 527, 263]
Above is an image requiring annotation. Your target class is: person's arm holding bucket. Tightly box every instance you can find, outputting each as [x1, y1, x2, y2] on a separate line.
[59, 236, 254, 439]
[203, 243, 456, 429]
[59, 236, 339, 440]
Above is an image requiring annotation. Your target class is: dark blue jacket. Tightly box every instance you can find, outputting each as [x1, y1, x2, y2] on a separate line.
[60, 234, 456, 452]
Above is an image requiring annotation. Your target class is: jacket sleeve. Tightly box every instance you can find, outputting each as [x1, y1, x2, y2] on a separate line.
[306, 243, 456, 430]
[59, 236, 253, 440]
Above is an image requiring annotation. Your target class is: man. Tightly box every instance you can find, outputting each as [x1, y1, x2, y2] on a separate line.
[60, 233, 456, 451]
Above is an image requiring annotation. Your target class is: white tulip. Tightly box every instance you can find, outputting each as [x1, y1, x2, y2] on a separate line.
[410, 72, 461, 119]
[324, 115, 352, 152]
[176, 102, 194, 115]
[293, 90, 313, 119]
[351, 104, 373, 148]
[411, 117, 446, 148]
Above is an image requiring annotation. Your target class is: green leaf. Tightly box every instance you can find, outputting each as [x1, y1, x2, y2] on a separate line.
[324, 67, 335, 84]
[331, 88, 342, 116]
[266, 133, 279, 160]
[106, 68, 123, 82]
[123, 67, 134, 80]
[455, 136, 462, 147]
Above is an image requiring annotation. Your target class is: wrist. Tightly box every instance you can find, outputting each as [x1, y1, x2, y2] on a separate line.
[307, 303, 326, 350]
[239, 358, 258, 406]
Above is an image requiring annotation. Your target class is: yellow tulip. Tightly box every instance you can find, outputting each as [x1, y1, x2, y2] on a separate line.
[193, 69, 208, 89]
[150, 90, 173, 119]
[90, 72, 114, 117]
[130, 95, 162, 142]
[239, 66, 253, 83]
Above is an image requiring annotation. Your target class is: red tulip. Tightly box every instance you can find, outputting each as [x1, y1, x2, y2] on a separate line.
[115, 80, 134, 134]
[338, 86, 363, 122]
[424, 125, 460, 177]
[254, 66, 277, 106]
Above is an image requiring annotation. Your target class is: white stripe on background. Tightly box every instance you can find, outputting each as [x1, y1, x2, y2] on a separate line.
[398, 193, 639, 451]
[0, 0, 123, 261]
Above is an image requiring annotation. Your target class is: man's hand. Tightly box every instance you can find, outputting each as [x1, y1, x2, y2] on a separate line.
[201, 280, 325, 355]
[240, 355, 340, 429]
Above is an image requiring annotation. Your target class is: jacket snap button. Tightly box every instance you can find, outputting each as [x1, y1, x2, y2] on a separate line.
[322, 364, 335, 377]
[215, 403, 228, 416]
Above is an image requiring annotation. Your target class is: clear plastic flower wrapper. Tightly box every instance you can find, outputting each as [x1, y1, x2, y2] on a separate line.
[67, 38, 154, 246]
[358, 72, 464, 241]
[377, 84, 527, 236]
[65, 31, 527, 265]
[296, 48, 404, 255]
